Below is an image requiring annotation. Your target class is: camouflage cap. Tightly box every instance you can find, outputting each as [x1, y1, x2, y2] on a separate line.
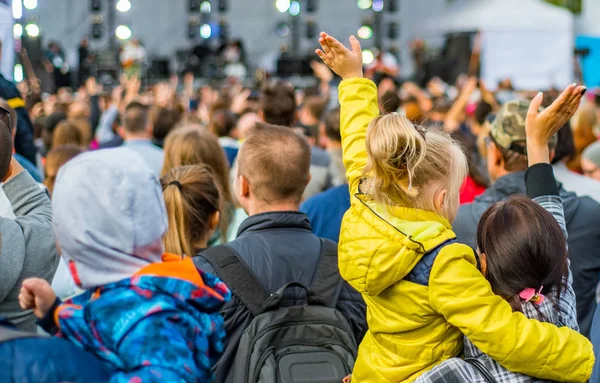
[490, 100, 557, 155]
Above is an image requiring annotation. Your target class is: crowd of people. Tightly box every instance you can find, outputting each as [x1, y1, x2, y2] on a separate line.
[0, 29, 599, 383]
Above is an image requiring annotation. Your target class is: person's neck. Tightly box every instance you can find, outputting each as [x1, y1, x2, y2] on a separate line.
[124, 132, 152, 142]
[326, 141, 342, 151]
[246, 202, 300, 217]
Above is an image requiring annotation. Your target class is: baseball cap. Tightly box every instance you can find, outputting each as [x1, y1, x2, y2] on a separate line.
[490, 100, 557, 155]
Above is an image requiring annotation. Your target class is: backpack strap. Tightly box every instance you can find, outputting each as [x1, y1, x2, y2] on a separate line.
[310, 238, 344, 309]
[201, 245, 269, 316]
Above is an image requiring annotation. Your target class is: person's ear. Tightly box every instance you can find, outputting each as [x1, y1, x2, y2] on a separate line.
[209, 211, 220, 232]
[492, 142, 504, 167]
[434, 188, 447, 214]
[118, 127, 126, 139]
[479, 251, 487, 276]
[239, 175, 251, 198]
[549, 149, 555, 163]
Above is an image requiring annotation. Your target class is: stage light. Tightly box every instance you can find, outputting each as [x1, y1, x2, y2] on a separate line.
[13, 24, 23, 39]
[219, 19, 229, 41]
[357, 0, 372, 10]
[275, 21, 290, 37]
[23, 0, 37, 10]
[25, 23, 39, 37]
[362, 49, 374, 65]
[218, 0, 227, 12]
[357, 26, 373, 40]
[306, 0, 317, 13]
[275, 0, 290, 13]
[289, 1, 300, 16]
[201, 1, 211, 13]
[200, 23, 212, 39]
[12, 0, 22, 19]
[116, 0, 131, 12]
[372, 0, 383, 12]
[189, 0, 201, 12]
[14, 64, 23, 83]
[90, 0, 102, 12]
[116, 25, 132, 40]
[306, 19, 316, 39]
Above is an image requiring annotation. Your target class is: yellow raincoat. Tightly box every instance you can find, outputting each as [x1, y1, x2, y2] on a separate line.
[338, 78, 594, 383]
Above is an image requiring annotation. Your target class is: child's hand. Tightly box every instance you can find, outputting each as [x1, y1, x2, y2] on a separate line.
[525, 84, 586, 165]
[19, 278, 56, 318]
[315, 33, 363, 80]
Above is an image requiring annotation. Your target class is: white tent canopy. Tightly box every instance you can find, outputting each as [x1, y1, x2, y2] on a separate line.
[421, 0, 574, 90]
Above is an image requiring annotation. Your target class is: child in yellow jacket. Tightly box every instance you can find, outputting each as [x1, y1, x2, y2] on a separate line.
[315, 33, 593, 383]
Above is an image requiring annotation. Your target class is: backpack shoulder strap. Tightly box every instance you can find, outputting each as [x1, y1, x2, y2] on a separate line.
[310, 238, 344, 308]
[201, 245, 269, 316]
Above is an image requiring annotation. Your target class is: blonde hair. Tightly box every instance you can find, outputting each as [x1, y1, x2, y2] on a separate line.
[162, 126, 232, 240]
[364, 113, 467, 219]
[161, 165, 222, 257]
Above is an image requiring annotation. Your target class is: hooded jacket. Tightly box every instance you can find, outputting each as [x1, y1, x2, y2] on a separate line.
[337, 78, 593, 383]
[454, 171, 600, 337]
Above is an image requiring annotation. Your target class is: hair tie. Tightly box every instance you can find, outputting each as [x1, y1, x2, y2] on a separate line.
[519, 286, 545, 305]
[168, 180, 183, 190]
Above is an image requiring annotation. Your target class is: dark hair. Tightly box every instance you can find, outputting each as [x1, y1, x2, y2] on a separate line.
[551, 122, 575, 164]
[238, 123, 310, 204]
[324, 107, 341, 143]
[476, 195, 567, 313]
[0, 109, 12, 180]
[260, 81, 296, 127]
[123, 102, 149, 134]
[380, 91, 401, 114]
[151, 106, 183, 143]
[208, 109, 238, 138]
[474, 101, 492, 126]
[452, 130, 489, 189]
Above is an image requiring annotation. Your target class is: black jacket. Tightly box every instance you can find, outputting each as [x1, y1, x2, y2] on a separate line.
[194, 211, 367, 383]
[454, 171, 600, 337]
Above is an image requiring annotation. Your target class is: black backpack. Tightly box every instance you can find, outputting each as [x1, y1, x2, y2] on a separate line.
[203, 239, 357, 383]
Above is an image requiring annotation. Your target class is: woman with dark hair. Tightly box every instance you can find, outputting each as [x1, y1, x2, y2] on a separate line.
[417, 89, 588, 383]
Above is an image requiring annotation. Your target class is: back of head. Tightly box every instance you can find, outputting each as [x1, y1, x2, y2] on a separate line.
[581, 140, 600, 168]
[208, 109, 238, 138]
[123, 101, 149, 135]
[476, 195, 567, 312]
[260, 81, 296, 127]
[0, 105, 12, 180]
[490, 100, 558, 172]
[364, 113, 467, 220]
[303, 96, 327, 121]
[324, 107, 341, 143]
[53, 147, 167, 289]
[161, 165, 222, 257]
[238, 124, 310, 205]
[52, 120, 85, 149]
[380, 91, 401, 114]
[151, 105, 183, 143]
[44, 144, 83, 195]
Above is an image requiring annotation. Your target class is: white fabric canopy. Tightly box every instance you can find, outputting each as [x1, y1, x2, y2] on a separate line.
[421, 0, 574, 90]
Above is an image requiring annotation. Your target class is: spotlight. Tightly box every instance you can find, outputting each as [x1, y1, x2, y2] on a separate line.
[12, 0, 22, 19]
[116, 0, 131, 12]
[357, 25, 373, 40]
[189, 0, 201, 12]
[90, 0, 102, 12]
[357, 0, 372, 10]
[200, 1, 211, 13]
[275, 0, 290, 13]
[188, 16, 200, 39]
[200, 24, 212, 39]
[25, 23, 39, 37]
[362, 49, 374, 65]
[13, 24, 23, 39]
[388, 22, 399, 39]
[14, 64, 24, 83]
[372, 0, 383, 12]
[23, 0, 37, 10]
[91, 15, 104, 39]
[219, 18, 229, 41]
[275, 21, 290, 37]
[289, 1, 300, 16]
[218, 0, 228, 12]
[306, 0, 317, 13]
[116, 25, 132, 40]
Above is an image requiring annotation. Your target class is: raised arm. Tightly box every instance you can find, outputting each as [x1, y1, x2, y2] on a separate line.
[316, 33, 379, 196]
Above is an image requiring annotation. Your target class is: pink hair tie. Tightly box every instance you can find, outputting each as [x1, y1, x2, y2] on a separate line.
[519, 286, 545, 305]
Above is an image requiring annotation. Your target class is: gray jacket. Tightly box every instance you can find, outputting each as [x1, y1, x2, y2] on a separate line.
[0, 170, 58, 331]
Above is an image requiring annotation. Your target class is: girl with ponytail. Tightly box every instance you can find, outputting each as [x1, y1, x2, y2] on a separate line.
[316, 32, 592, 383]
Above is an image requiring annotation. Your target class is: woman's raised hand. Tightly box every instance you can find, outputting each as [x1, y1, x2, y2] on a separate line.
[315, 32, 363, 81]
